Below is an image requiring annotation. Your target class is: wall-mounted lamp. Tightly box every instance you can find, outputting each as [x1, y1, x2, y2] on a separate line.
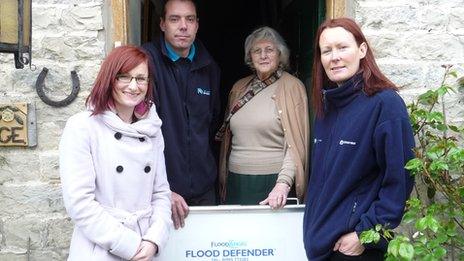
[0, 0, 32, 69]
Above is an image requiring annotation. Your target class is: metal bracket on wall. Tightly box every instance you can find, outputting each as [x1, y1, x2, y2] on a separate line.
[35, 67, 80, 107]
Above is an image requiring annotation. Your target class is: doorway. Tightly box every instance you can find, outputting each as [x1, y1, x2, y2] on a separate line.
[141, 0, 325, 105]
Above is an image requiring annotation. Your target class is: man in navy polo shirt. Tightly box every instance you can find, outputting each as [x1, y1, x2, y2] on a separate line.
[143, 0, 221, 229]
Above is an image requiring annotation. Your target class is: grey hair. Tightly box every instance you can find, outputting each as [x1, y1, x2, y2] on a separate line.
[244, 26, 290, 70]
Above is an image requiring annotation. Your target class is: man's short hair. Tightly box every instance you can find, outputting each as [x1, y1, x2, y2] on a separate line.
[161, 0, 198, 20]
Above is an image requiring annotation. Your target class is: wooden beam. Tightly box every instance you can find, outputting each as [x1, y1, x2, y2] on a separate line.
[326, 0, 346, 19]
[110, 0, 129, 47]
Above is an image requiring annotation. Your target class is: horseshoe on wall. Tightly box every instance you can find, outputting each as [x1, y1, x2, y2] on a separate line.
[35, 67, 80, 107]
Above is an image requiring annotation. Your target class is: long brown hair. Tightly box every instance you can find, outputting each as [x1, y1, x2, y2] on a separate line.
[86, 45, 154, 115]
[311, 17, 396, 117]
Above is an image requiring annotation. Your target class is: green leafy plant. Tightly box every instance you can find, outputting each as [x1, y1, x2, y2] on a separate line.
[361, 65, 464, 260]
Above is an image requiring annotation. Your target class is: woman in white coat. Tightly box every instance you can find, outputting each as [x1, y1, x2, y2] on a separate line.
[60, 45, 172, 261]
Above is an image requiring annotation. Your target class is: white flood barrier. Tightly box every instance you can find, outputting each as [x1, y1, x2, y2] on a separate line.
[156, 204, 306, 261]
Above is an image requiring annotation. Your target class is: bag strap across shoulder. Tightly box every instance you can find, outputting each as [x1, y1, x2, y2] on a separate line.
[215, 70, 282, 141]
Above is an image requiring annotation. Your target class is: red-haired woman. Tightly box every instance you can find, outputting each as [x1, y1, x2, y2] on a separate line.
[59, 45, 172, 261]
[303, 18, 415, 260]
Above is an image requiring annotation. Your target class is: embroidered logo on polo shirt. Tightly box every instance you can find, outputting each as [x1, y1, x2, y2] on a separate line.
[339, 140, 357, 146]
[197, 87, 211, 96]
[314, 138, 322, 144]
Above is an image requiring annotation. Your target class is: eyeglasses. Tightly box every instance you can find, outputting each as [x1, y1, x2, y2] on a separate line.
[251, 47, 277, 56]
[116, 74, 149, 85]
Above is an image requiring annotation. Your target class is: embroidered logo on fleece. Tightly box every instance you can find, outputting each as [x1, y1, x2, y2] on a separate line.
[339, 140, 357, 146]
[196, 87, 211, 96]
[313, 138, 322, 144]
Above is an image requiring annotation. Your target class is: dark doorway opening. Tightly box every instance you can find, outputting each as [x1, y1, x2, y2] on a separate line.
[141, 0, 325, 107]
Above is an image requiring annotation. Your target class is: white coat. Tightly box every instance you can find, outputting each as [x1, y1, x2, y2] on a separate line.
[59, 106, 172, 261]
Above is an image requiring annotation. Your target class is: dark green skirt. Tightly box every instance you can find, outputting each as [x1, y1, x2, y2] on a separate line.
[225, 172, 278, 205]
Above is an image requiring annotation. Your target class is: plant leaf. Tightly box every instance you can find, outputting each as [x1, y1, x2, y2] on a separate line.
[360, 229, 381, 244]
[435, 233, 448, 244]
[458, 187, 464, 198]
[387, 238, 401, 257]
[402, 211, 416, 224]
[437, 85, 450, 96]
[448, 125, 460, 132]
[398, 242, 414, 260]
[433, 247, 446, 259]
[426, 216, 436, 231]
[416, 217, 427, 231]
[429, 160, 449, 172]
[418, 90, 438, 105]
[405, 158, 423, 172]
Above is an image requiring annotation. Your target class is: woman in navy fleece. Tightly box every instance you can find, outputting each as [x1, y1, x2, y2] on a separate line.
[303, 18, 415, 260]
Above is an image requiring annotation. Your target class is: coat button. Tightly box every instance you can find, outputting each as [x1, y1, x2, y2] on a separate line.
[114, 132, 122, 140]
[144, 166, 151, 173]
[139, 137, 145, 142]
[116, 165, 123, 173]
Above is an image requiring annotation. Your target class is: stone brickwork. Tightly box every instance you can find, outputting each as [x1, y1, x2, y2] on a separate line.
[0, 0, 463, 260]
[0, 0, 105, 260]
[354, 0, 464, 124]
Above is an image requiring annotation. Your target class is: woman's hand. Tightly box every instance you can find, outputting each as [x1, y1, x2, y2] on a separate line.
[131, 240, 158, 261]
[259, 183, 290, 209]
[333, 232, 365, 256]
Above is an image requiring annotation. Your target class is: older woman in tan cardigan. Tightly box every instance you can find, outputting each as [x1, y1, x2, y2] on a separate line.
[218, 26, 309, 209]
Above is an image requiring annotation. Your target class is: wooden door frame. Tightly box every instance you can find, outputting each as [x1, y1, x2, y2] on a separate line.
[109, 0, 348, 48]
[110, 0, 129, 47]
[326, 0, 348, 19]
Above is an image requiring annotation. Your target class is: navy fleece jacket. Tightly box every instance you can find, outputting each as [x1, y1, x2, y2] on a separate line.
[303, 75, 415, 260]
[142, 36, 221, 200]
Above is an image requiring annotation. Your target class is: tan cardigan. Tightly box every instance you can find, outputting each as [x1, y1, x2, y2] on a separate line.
[219, 72, 310, 202]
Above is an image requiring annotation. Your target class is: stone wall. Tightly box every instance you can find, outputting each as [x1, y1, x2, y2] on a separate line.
[0, 0, 463, 260]
[0, 0, 105, 260]
[354, 0, 464, 124]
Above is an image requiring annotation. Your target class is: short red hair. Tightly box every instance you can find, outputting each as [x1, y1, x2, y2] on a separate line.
[86, 45, 154, 115]
[311, 17, 397, 117]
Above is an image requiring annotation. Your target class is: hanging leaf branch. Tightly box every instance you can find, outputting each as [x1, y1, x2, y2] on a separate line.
[361, 66, 464, 260]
